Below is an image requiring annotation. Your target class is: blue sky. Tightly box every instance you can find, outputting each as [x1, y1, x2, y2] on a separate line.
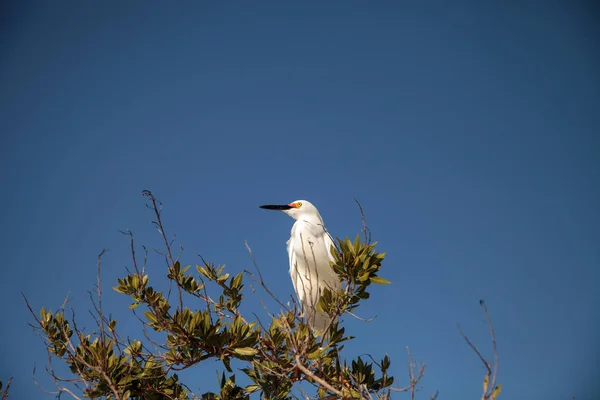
[1, 2, 598, 399]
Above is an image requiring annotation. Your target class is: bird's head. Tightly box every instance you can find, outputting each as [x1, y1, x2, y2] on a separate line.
[260, 200, 323, 222]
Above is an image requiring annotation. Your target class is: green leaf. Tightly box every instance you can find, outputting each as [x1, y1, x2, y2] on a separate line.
[233, 347, 258, 356]
[131, 274, 140, 289]
[370, 276, 391, 285]
[222, 357, 232, 372]
[144, 311, 158, 324]
[491, 384, 502, 399]
[358, 271, 370, 282]
[307, 348, 323, 359]
[232, 273, 243, 288]
[113, 285, 127, 294]
[316, 296, 327, 313]
[245, 384, 260, 393]
[353, 234, 361, 252]
[382, 355, 390, 370]
[197, 265, 209, 277]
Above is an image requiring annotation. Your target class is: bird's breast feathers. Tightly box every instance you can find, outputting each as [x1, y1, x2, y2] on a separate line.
[287, 220, 339, 294]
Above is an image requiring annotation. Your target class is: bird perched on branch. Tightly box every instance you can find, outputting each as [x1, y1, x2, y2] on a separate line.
[260, 200, 341, 335]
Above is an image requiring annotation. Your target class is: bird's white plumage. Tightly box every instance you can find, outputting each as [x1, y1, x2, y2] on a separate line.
[287, 219, 339, 332]
[274, 200, 341, 334]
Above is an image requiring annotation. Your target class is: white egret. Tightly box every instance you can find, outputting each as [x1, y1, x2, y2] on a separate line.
[260, 200, 341, 334]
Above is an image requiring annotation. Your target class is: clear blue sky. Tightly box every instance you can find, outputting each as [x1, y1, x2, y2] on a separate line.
[1, 2, 598, 399]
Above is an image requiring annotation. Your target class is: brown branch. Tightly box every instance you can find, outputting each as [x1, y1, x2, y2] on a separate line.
[68, 312, 122, 400]
[43, 353, 84, 400]
[458, 300, 500, 400]
[346, 310, 376, 323]
[120, 230, 142, 275]
[142, 189, 183, 311]
[244, 241, 296, 317]
[1, 377, 12, 400]
[480, 300, 499, 394]
[23, 291, 123, 400]
[95, 249, 108, 343]
[27, 304, 89, 400]
[353, 198, 371, 245]
[389, 347, 426, 399]
[458, 325, 492, 375]
[295, 355, 345, 399]
[277, 311, 342, 398]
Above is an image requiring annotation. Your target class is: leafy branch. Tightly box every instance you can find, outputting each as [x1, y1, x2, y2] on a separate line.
[20, 191, 502, 400]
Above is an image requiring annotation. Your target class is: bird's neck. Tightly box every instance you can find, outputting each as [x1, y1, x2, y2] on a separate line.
[294, 215, 326, 231]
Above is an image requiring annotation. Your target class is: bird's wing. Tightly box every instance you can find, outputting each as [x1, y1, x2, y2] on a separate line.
[322, 228, 342, 291]
[323, 229, 337, 264]
[287, 235, 303, 304]
[286, 236, 293, 272]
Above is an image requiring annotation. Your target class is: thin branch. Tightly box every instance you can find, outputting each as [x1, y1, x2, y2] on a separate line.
[295, 355, 345, 399]
[353, 198, 371, 245]
[120, 230, 141, 275]
[458, 325, 492, 376]
[1, 377, 12, 400]
[346, 310, 376, 323]
[96, 249, 108, 343]
[24, 291, 123, 400]
[389, 347, 426, 399]
[142, 189, 183, 311]
[459, 300, 500, 400]
[244, 241, 294, 315]
[480, 300, 499, 393]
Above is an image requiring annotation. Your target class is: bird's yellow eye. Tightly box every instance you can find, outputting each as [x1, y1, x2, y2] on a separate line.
[295, 202, 302, 208]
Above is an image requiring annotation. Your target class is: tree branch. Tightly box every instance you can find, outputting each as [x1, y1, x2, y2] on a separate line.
[295, 355, 345, 399]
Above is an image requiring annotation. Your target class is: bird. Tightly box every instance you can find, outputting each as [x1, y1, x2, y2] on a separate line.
[260, 200, 341, 335]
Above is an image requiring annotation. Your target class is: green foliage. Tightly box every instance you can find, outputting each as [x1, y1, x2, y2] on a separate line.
[316, 234, 388, 320]
[24, 195, 500, 400]
[28, 221, 395, 399]
[37, 306, 188, 399]
[482, 371, 502, 400]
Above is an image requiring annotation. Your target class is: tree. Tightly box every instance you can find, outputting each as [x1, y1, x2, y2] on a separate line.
[21, 191, 500, 400]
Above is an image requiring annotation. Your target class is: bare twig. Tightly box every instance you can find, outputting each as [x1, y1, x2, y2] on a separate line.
[244, 241, 294, 315]
[120, 230, 143, 275]
[142, 190, 183, 311]
[481, 300, 499, 393]
[458, 325, 492, 376]
[23, 290, 123, 400]
[389, 347, 426, 399]
[346, 310, 376, 323]
[32, 356, 84, 400]
[96, 249, 108, 342]
[1, 377, 12, 400]
[353, 198, 371, 245]
[459, 300, 500, 400]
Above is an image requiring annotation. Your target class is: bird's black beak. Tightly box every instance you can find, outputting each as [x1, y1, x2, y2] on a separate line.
[260, 204, 293, 210]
